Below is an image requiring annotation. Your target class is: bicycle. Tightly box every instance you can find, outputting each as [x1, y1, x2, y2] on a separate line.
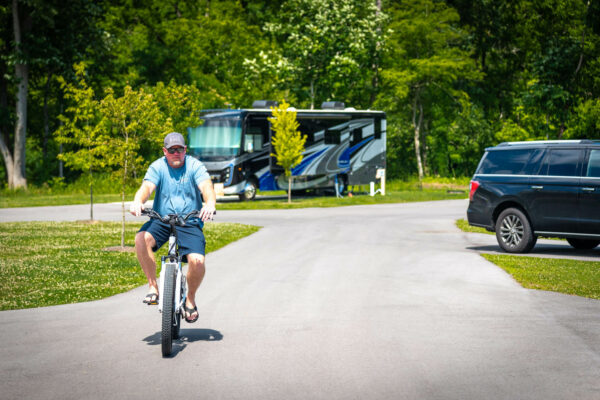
[140, 208, 202, 357]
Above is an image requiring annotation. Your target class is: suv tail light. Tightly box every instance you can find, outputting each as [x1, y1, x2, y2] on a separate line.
[469, 180, 480, 201]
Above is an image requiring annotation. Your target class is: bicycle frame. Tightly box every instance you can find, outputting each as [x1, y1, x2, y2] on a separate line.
[158, 229, 187, 320]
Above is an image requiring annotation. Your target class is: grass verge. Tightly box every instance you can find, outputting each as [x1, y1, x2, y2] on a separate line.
[481, 254, 600, 300]
[0, 179, 468, 209]
[0, 221, 260, 310]
[456, 218, 600, 300]
[455, 218, 490, 234]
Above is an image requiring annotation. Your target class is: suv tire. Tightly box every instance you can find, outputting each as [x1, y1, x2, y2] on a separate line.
[495, 208, 537, 253]
[566, 238, 600, 250]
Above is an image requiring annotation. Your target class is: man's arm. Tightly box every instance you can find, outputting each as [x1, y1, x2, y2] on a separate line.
[130, 180, 157, 216]
[198, 178, 216, 221]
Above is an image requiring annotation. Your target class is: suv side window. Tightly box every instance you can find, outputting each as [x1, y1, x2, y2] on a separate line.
[538, 149, 583, 176]
[477, 149, 536, 175]
[586, 149, 600, 177]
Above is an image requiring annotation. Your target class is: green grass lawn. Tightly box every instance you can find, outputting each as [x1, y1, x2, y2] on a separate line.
[456, 219, 600, 300]
[1, 179, 469, 209]
[455, 218, 491, 234]
[0, 221, 260, 310]
[482, 254, 600, 300]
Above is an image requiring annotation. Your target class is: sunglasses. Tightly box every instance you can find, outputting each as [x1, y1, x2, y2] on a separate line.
[167, 147, 185, 154]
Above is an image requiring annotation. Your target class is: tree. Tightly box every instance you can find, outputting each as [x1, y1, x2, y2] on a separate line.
[263, 0, 386, 109]
[377, 0, 481, 180]
[100, 0, 271, 107]
[0, 0, 105, 188]
[268, 100, 306, 203]
[98, 85, 172, 247]
[54, 63, 105, 220]
[0, 0, 32, 189]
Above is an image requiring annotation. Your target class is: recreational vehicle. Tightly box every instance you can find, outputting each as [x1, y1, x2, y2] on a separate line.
[187, 101, 386, 200]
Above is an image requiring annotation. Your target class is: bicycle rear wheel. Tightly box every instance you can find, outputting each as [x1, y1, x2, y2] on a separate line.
[161, 263, 177, 357]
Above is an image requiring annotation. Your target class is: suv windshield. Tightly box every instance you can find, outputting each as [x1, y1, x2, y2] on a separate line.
[187, 116, 242, 160]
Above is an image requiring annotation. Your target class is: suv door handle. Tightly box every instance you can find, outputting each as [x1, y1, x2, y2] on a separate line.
[531, 185, 544, 190]
[582, 187, 596, 192]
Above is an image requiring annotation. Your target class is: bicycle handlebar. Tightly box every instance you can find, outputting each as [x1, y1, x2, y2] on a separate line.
[141, 208, 204, 226]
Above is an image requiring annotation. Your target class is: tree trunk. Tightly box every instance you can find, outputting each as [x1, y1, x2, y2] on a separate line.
[370, 0, 382, 106]
[89, 166, 94, 221]
[0, 66, 13, 187]
[58, 103, 64, 177]
[42, 72, 51, 159]
[412, 94, 424, 181]
[288, 175, 292, 203]
[11, 0, 30, 189]
[121, 146, 128, 248]
[310, 80, 315, 110]
[0, 133, 15, 188]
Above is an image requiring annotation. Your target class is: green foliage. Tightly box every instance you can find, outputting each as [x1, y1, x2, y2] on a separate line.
[263, 0, 386, 108]
[268, 100, 306, 176]
[564, 99, 600, 139]
[148, 81, 219, 135]
[6, 0, 600, 190]
[97, 85, 170, 182]
[378, 0, 482, 178]
[268, 100, 306, 202]
[54, 63, 106, 175]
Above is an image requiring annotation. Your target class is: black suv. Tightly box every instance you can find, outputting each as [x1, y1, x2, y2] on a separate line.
[467, 140, 600, 253]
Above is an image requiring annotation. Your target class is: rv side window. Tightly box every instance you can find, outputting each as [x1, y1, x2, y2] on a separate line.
[298, 120, 317, 144]
[325, 128, 341, 145]
[350, 128, 363, 147]
[246, 117, 269, 152]
[374, 118, 382, 139]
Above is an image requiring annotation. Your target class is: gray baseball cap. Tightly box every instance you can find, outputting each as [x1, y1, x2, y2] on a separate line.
[164, 132, 186, 149]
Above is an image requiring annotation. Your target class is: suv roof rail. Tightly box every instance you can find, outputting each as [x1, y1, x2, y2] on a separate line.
[497, 140, 591, 146]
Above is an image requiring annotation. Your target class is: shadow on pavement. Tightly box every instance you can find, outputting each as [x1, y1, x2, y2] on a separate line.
[143, 329, 223, 357]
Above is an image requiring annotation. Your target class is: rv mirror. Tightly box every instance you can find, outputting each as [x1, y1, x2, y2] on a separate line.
[245, 138, 254, 153]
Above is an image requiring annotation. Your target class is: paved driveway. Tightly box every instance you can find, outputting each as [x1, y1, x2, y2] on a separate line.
[1, 200, 599, 400]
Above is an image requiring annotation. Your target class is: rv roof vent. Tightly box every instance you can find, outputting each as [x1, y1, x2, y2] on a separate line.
[252, 100, 278, 108]
[321, 101, 345, 110]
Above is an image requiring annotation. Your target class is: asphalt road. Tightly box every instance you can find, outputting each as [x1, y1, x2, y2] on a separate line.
[1, 200, 599, 400]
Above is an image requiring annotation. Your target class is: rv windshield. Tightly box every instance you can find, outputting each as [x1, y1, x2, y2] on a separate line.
[187, 117, 242, 160]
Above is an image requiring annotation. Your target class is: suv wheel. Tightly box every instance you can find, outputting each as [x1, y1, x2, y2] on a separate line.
[495, 208, 537, 253]
[566, 238, 600, 250]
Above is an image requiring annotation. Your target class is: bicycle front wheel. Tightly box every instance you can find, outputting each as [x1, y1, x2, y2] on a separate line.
[161, 263, 177, 357]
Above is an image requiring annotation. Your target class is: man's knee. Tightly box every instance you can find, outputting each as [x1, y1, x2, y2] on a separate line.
[187, 253, 205, 268]
[135, 231, 155, 250]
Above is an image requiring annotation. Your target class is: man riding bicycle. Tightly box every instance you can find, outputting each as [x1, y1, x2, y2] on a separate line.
[130, 132, 216, 323]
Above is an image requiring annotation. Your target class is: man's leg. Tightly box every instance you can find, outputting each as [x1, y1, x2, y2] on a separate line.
[135, 231, 159, 295]
[184, 253, 205, 320]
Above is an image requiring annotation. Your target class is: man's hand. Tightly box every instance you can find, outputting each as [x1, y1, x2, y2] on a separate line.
[130, 201, 145, 217]
[130, 181, 156, 216]
[199, 203, 216, 222]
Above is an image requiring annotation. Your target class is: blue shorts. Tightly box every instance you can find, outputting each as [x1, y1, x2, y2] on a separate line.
[139, 219, 206, 261]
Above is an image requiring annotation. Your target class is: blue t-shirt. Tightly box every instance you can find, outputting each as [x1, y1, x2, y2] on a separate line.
[144, 156, 210, 226]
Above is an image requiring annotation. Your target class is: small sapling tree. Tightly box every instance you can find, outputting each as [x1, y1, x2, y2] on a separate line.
[55, 63, 105, 221]
[98, 86, 172, 248]
[268, 100, 306, 203]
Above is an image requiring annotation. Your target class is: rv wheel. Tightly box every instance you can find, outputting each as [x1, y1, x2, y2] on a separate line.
[239, 180, 257, 201]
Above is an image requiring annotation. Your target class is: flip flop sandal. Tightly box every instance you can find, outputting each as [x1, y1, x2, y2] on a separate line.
[142, 292, 159, 305]
[184, 304, 199, 323]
